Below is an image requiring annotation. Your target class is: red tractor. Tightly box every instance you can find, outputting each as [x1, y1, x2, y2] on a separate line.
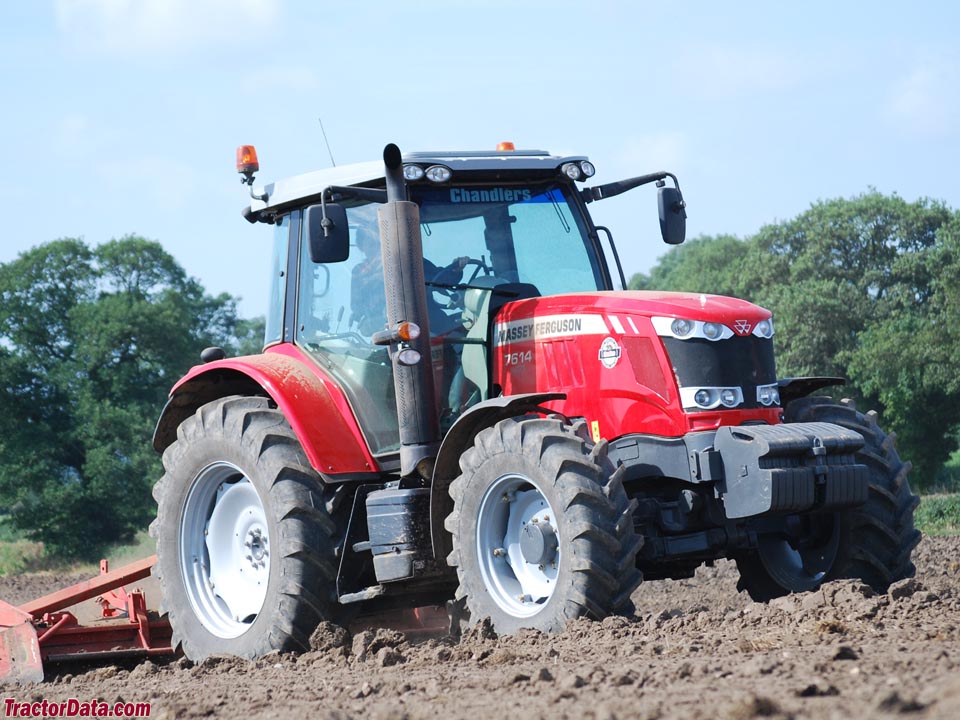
[149, 143, 919, 659]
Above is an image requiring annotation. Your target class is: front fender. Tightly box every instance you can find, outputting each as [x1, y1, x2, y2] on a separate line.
[153, 344, 379, 476]
[428, 392, 565, 562]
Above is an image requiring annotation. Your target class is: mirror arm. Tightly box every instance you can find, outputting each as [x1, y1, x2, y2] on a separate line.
[582, 171, 684, 204]
[324, 185, 389, 204]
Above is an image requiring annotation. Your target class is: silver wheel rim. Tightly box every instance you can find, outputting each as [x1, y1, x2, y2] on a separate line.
[758, 515, 839, 591]
[179, 462, 270, 638]
[476, 473, 559, 618]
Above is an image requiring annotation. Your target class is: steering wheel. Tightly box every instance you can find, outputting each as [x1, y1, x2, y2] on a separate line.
[463, 258, 492, 283]
[427, 258, 493, 309]
[428, 257, 492, 298]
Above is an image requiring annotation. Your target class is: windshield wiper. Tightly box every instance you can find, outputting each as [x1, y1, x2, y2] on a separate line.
[425, 281, 522, 296]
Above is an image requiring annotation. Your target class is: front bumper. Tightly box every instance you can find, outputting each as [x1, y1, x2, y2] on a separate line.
[608, 421, 869, 520]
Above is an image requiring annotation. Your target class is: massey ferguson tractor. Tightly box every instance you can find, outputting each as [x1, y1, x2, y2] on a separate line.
[141, 142, 919, 660]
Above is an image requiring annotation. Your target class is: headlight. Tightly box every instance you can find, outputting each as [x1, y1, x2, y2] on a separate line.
[694, 388, 715, 407]
[580, 161, 596, 177]
[703, 322, 723, 340]
[671, 318, 694, 337]
[425, 165, 452, 183]
[753, 317, 774, 338]
[403, 164, 425, 181]
[560, 162, 582, 180]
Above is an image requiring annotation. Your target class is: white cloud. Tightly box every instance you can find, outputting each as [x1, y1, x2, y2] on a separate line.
[885, 61, 960, 137]
[55, 0, 279, 55]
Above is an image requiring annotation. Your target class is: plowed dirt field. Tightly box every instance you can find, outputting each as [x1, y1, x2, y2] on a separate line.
[3, 536, 959, 719]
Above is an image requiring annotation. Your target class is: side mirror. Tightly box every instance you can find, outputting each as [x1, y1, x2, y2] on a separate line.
[658, 186, 687, 245]
[304, 203, 350, 263]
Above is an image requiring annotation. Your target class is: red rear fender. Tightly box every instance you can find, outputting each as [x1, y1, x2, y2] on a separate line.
[153, 345, 379, 475]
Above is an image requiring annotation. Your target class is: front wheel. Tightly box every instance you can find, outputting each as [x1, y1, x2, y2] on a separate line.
[444, 417, 642, 634]
[735, 397, 920, 601]
[151, 396, 343, 659]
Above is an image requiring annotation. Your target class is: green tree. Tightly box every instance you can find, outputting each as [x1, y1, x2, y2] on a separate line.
[0, 236, 245, 558]
[628, 234, 750, 296]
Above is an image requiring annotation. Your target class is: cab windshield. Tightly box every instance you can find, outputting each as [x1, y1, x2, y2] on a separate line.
[295, 181, 604, 457]
[413, 182, 605, 296]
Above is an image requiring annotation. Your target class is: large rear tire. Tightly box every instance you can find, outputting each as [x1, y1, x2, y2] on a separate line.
[151, 396, 343, 660]
[444, 417, 642, 634]
[735, 397, 920, 601]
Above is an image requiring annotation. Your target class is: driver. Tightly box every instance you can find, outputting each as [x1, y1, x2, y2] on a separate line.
[350, 227, 387, 334]
[350, 225, 470, 334]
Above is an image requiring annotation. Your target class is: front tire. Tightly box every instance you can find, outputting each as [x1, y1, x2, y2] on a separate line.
[151, 396, 342, 660]
[735, 397, 920, 601]
[444, 417, 642, 634]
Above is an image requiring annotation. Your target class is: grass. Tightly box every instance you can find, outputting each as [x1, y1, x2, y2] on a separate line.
[915, 493, 960, 536]
[0, 525, 156, 577]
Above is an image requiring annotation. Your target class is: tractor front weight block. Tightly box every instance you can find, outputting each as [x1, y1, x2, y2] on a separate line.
[715, 422, 869, 519]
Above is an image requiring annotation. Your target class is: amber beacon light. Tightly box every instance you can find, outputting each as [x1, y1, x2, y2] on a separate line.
[236, 145, 260, 176]
[496, 141, 516, 151]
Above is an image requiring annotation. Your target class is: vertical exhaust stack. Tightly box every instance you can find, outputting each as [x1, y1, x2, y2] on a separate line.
[378, 143, 441, 478]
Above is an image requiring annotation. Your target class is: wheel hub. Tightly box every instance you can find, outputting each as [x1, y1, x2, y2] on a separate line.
[519, 521, 558, 566]
[245, 527, 268, 567]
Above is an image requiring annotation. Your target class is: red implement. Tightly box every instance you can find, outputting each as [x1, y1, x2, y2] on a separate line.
[0, 555, 173, 684]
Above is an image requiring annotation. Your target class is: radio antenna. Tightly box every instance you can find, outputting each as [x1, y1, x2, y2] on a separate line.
[318, 117, 336, 167]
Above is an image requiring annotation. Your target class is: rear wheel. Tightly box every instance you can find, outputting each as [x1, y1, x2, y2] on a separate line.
[444, 417, 642, 633]
[736, 397, 920, 601]
[152, 396, 343, 659]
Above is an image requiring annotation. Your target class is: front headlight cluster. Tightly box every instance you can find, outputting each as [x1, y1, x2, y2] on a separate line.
[651, 316, 734, 342]
[680, 386, 744, 411]
[403, 164, 453, 183]
[652, 315, 775, 341]
[560, 161, 596, 181]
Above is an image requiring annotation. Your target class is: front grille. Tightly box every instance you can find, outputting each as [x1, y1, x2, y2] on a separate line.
[661, 335, 777, 409]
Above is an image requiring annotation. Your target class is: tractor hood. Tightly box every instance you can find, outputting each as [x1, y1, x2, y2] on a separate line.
[497, 291, 772, 328]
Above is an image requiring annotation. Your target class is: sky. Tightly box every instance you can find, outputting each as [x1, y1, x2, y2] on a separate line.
[2, 1, 958, 319]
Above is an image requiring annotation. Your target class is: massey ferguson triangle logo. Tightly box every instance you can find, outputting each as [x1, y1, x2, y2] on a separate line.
[733, 320, 753, 335]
